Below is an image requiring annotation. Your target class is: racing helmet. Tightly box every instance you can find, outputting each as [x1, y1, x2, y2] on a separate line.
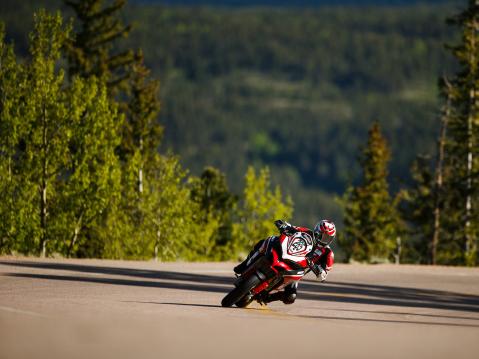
[313, 220, 336, 246]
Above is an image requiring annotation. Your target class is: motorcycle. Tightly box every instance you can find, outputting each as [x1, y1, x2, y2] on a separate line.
[221, 227, 316, 308]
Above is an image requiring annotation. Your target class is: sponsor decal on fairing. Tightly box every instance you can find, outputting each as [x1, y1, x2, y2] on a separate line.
[281, 232, 314, 262]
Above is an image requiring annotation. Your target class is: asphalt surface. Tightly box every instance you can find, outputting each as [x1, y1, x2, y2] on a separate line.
[1, 257, 479, 359]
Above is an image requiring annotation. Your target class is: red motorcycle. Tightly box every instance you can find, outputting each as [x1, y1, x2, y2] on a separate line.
[221, 230, 315, 307]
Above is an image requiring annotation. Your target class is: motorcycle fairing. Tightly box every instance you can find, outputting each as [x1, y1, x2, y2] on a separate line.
[281, 232, 314, 263]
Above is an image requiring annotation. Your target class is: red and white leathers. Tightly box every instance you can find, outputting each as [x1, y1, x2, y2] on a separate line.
[234, 221, 335, 304]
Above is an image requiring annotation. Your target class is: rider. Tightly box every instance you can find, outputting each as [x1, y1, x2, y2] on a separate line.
[233, 219, 336, 305]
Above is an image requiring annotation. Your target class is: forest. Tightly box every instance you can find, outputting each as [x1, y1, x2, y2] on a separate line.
[0, 0, 477, 265]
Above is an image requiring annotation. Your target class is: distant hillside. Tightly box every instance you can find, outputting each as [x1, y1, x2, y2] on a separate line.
[0, 0, 460, 226]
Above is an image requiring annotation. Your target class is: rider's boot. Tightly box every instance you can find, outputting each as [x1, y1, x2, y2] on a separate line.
[260, 291, 284, 305]
[233, 239, 266, 275]
[260, 284, 297, 305]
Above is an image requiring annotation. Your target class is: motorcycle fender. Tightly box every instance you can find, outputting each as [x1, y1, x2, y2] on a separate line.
[234, 270, 266, 287]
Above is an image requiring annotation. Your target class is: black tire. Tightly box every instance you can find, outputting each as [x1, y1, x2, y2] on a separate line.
[221, 274, 262, 307]
[235, 295, 253, 308]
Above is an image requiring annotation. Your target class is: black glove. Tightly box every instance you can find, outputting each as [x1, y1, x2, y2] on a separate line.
[306, 257, 320, 276]
[274, 220, 293, 234]
[316, 267, 328, 282]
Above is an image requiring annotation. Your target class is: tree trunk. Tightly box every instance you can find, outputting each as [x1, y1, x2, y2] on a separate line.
[394, 237, 401, 265]
[138, 137, 144, 194]
[464, 92, 474, 265]
[40, 183, 47, 258]
[67, 213, 83, 258]
[465, 19, 477, 266]
[40, 104, 48, 257]
[465, 100, 473, 263]
[154, 228, 161, 262]
[431, 81, 451, 265]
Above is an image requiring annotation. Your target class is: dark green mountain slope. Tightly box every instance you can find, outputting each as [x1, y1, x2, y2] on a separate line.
[124, 4, 457, 224]
[132, 0, 458, 6]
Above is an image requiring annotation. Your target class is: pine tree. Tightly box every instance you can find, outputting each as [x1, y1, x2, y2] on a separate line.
[66, 1, 163, 190]
[64, 1, 166, 258]
[400, 79, 452, 264]
[64, 0, 135, 97]
[123, 51, 162, 189]
[430, 78, 452, 264]
[234, 166, 293, 254]
[342, 122, 402, 262]
[400, 155, 435, 263]
[189, 166, 237, 260]
[441, 1, 479, 265]
[102, 51, 164, 258]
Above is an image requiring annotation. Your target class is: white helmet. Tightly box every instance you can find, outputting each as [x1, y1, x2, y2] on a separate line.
[313, 220, 336, 246]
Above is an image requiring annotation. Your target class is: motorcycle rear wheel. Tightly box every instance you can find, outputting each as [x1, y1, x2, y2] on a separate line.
[221, 274, 261, 307]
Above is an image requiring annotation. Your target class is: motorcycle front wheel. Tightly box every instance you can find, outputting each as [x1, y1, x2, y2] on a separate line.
[235, 294, 253, 308]
[221, 274, 262, 307]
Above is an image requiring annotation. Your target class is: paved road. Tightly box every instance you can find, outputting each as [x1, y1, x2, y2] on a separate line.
[1, 258, 479, 359]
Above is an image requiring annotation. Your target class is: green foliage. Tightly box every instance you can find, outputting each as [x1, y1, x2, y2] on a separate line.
[233, 166, 293, 255]
[6, 2, 477, 265]
[399, 155, 435, 263]
[64, 0, 135, 97]
[0, 23, 35, 254]
[0, 0, 458, 230]
[0, 8, 297, 261]
[126, 4, 454, 226]
[438, 1, 479, 266]
[341, 123, 403, 263]
[22, 10, 72, 256]
[57, 77, 122, 258]
[123, 51, 162, 163]
[189, 166, 238, 260]
[107, 51, 165, 259]
[111, 154, 194, 260]
[0, 11, 122, 258]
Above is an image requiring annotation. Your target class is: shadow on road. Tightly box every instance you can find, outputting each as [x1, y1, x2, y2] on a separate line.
[123, 301, 272, 313]
[0, 260, 235, 285]
[298, 280, 479, 314]
[123, 301, 224, 309]
[2, 260, 479, 316]
[316, 307, 479, 322]
[293, 314, 479, 328]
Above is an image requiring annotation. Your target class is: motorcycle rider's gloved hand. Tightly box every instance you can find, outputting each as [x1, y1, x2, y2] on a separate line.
[316, 267, 328, 282]
[274, 219, 293, 234]
[307, 257, 328, 282]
